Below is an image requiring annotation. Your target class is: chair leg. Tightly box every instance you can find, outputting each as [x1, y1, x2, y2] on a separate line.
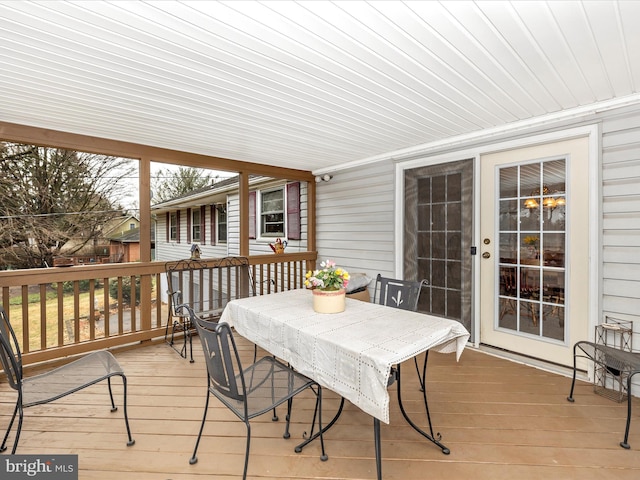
[10, 406, 24, 455]
[120, 375, 136, 447]
[189, 391, 211, 465]
[107, 377, 118, 412]
[0, 401, 19, 453]
[242, 420, 251, 480]
[164, 313, 172, 344]
[283, 398, 292, 439]
[187, 322, 194, 363]
[567, 343, 579, 402]
[414, 354, 426, 392]
[620, 371, 637, 449]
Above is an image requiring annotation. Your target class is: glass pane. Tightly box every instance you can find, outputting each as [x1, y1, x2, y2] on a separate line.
[447, 290, 461, 318]
[417, 232, 431, 258]
[543, 233, 564, 267]
[520, 267, 540, 299]
[418, 205, 430, 230]
[417, 177, 430, 203]
[432, 287, 445, 316]
[543, 201, 566, 231]
[448, 202, 461, 229]
[499, 166, 518, 198]
[432, 175, 446, 202]
[447, 260, 461, 288]
[498, 297, 517, 330]
[542, 306, 564, 341]
[499, 266, 517, 296]
[521, 235, 541, 265]
[432, 260, 445, 287]
[520, 301, 539, 335]
[543, 159, 566, 193]
[499, 232, 518, 264]
[432, 203, 445, 230]
[262, 190, 283, 212]
[499, 199, 518, 231]
[520, 202, 540, 231]
[520, 163, 540, 195]
[432, 232, 446, 259]
[447, 232, 461, 260]
[448, 173, 462, 201]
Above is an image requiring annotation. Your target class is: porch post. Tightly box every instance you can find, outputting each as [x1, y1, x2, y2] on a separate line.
[308, 179, 317, 271]
[238, 172, 250, 296]
[139, 156, 152, 331]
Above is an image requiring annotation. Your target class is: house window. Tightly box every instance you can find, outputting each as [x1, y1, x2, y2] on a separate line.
[129, 223, 136, 230]
[169, 212, 178, 241]
[217, 206, 227, 243]
[260, 188, 284, 237]
[192, 208, 201, 242]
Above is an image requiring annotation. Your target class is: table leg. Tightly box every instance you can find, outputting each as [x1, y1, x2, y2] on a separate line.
[295, 397, 345, 452]
[374, 417, 382, 480]
[396, 355, 450, 454]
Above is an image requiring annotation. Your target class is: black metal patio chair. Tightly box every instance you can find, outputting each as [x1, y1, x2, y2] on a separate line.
[165, 256, 253, 362]
[185, 307, 327, 479]
[373, 274, 429, 389]
[0, 305, 135, 454]
[567, 340, 640, 449]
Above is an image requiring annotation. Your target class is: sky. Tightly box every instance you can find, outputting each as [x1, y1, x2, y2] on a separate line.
[118, 161, 232, 211]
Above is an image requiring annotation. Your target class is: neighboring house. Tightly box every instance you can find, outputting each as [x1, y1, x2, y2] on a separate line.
[107, 221, 156, 263]
[152, 175, 307, 261]
[152, 175, 306, 309]
[58, 214, 140, 264]
[102, 215, 140, 239]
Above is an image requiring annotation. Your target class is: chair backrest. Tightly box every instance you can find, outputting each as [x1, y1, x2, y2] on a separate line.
[189, 310, 246, 403]
[373, 274, 428, 311]
[165, 256, 253, 316]
[0, 305, 23, 391]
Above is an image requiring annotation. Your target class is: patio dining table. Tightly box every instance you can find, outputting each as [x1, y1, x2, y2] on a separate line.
[220, 288, 470, 479]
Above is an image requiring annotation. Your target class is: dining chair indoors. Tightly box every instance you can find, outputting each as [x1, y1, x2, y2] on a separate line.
[0, 305, 135, 454]
[186, 307, 327, 479]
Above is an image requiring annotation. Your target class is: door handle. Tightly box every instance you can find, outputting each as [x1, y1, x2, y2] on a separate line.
[482, 252, 491, 259]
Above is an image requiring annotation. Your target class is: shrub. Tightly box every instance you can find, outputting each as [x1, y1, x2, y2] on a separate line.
[54, 279, 101, 295]
[109, 276, 141, 306]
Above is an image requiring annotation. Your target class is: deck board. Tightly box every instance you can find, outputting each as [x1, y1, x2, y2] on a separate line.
[1, 337, 639, 479]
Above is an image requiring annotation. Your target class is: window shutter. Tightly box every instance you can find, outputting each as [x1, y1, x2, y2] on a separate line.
[166, 212, 170, 242]
[287, 182, 301, 240]
[200, 205, 206, 244]
[210, 205, 216, 246]
[176, 210, 181, 242]
[186, 208, 192, 243]
[249, 191, 256, 239]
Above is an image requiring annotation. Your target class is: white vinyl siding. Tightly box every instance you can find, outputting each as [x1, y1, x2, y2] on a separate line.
[314, 161, 396, 281]
[601, 109, 640, 327]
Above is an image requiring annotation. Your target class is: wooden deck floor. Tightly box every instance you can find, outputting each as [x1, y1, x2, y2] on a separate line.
[1, 337, 639, 479]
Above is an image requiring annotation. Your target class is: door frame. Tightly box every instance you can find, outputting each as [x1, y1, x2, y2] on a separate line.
[395, 124, 600, 354]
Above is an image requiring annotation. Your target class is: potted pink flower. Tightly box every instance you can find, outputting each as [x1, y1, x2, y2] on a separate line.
[305, 260, 350, 313]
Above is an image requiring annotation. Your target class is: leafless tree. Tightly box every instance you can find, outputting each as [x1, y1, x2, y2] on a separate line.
[151, 166, 216, 203]
[0, 142, 135, 269]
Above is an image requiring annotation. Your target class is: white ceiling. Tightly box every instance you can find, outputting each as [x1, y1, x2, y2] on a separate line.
[1, 1, 640, 174]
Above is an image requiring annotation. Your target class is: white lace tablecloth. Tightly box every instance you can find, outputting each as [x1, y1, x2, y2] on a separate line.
[220, 289, 470, 423]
